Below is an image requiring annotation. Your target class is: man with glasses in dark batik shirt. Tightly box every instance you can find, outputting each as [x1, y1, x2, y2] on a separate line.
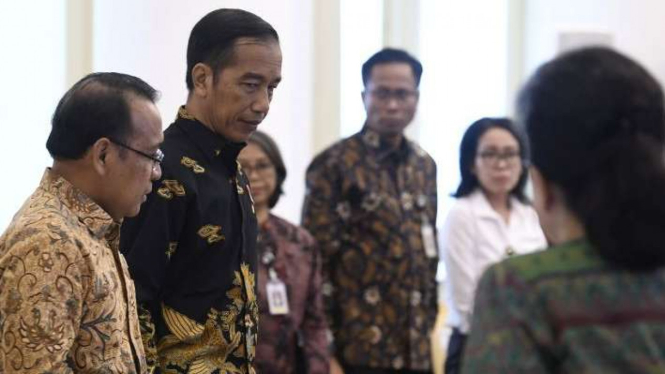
[120, 9, 282, 374]
[303, 48, 438, 374]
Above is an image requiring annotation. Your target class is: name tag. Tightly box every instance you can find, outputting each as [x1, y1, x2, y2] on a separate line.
[267, 280, 290, 315]
[421, 223, 438, 258]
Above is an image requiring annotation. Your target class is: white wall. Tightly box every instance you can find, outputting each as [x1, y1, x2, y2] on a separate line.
[523, 0, 665, 87]
[339, 0, 383, 137]
[93, 0, 314, 223]
[419, 0, 510, 220]
[0, 1, 66, 229]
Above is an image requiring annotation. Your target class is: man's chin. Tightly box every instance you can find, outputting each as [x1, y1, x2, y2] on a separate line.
[228, 130, 255, 143]
[377, 124, 408, 136]
[124, 205, 142, 219]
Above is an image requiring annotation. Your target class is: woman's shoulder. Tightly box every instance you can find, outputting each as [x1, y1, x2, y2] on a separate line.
[494, 240, 602, 284]
[451, 190, 484, 210]
[447, 191, 485, 220]
[441, 195, 481, 241]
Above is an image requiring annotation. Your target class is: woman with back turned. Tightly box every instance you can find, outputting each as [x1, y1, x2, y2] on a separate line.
[462, 47, 665, 373]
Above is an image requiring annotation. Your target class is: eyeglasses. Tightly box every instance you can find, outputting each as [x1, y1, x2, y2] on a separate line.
[241, 161, 275, 176]
[108, 138, 164, 171]
[477, 150, 521, 165]
[368, 88, 418, 102]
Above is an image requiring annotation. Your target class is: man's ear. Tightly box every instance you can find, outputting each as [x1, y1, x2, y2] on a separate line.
[191, 63, 213, 98]
[361, 90, 370, 111]
[90, 138, 112, 175]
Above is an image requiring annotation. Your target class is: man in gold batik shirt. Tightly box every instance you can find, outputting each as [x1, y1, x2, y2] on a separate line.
[0, 73, 164, 373]
[120, 9, 283, 374]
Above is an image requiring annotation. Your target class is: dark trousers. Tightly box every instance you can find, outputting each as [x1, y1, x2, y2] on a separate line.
[444, 328, 467, 374]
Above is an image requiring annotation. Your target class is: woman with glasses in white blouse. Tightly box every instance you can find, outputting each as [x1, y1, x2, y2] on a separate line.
[441, 117, 547, 374]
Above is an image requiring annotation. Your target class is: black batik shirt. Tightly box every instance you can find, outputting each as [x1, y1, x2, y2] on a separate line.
[120, 107, 259, 374]
[302, 126, 438, 371]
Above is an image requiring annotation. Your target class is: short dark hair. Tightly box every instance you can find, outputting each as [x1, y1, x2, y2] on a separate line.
[247, 130, 286, 208]
[453, 117, 529, 203]
[362, 48, 423, 88]
[518, 46, 665, 271]
[46, 72, 159, 160]
[186, 8, 279, 90]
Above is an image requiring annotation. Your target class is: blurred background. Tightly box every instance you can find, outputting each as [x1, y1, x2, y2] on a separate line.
[3, 0, 665, 228]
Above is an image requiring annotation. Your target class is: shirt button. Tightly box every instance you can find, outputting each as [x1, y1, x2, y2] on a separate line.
[369, 326, 382, 344]
[506, 246, 516, 256]
[401, 192, 414, 210]
[410, 291, 422, 306]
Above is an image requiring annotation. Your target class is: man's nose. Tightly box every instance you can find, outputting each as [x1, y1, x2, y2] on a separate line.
[251, 90, 271, 115]
[152, 163, 163, 180]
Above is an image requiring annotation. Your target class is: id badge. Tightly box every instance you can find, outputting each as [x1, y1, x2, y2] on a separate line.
[267, 280, 290, 315]
[421, 214, 438, 258]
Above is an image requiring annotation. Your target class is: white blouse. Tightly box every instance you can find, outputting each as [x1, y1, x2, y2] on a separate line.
[441, 189, 547, 333]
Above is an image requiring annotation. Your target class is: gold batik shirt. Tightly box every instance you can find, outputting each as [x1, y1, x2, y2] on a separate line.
[302, 127, 439, 371]
[121, 107, 259, 374]
[0, 169, 147, 373]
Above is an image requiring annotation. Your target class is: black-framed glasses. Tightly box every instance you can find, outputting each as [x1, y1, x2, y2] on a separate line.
[477, 150, 521, 165]
[241, 161, 275, 176]
[108, 138, 164, 170]
[367, 88, 418, 102]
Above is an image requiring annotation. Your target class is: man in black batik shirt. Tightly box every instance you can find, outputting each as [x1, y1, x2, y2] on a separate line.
[120, 9, 282, 374]
[302, 49, 438, 374]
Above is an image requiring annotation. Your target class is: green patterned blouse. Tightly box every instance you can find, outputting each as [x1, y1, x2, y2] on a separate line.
[463, 239, 665, 373]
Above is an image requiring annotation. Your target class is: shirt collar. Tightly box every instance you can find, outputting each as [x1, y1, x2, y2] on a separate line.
[174, 106, 246, 165]
[359, 124, 411, 162]
[40, 168, 119, 242]
[469, 189, 525, 221]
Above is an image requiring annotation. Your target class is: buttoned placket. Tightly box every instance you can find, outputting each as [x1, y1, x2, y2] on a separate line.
[235, 164, 256, 370]
[100, 224, 143, 374]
